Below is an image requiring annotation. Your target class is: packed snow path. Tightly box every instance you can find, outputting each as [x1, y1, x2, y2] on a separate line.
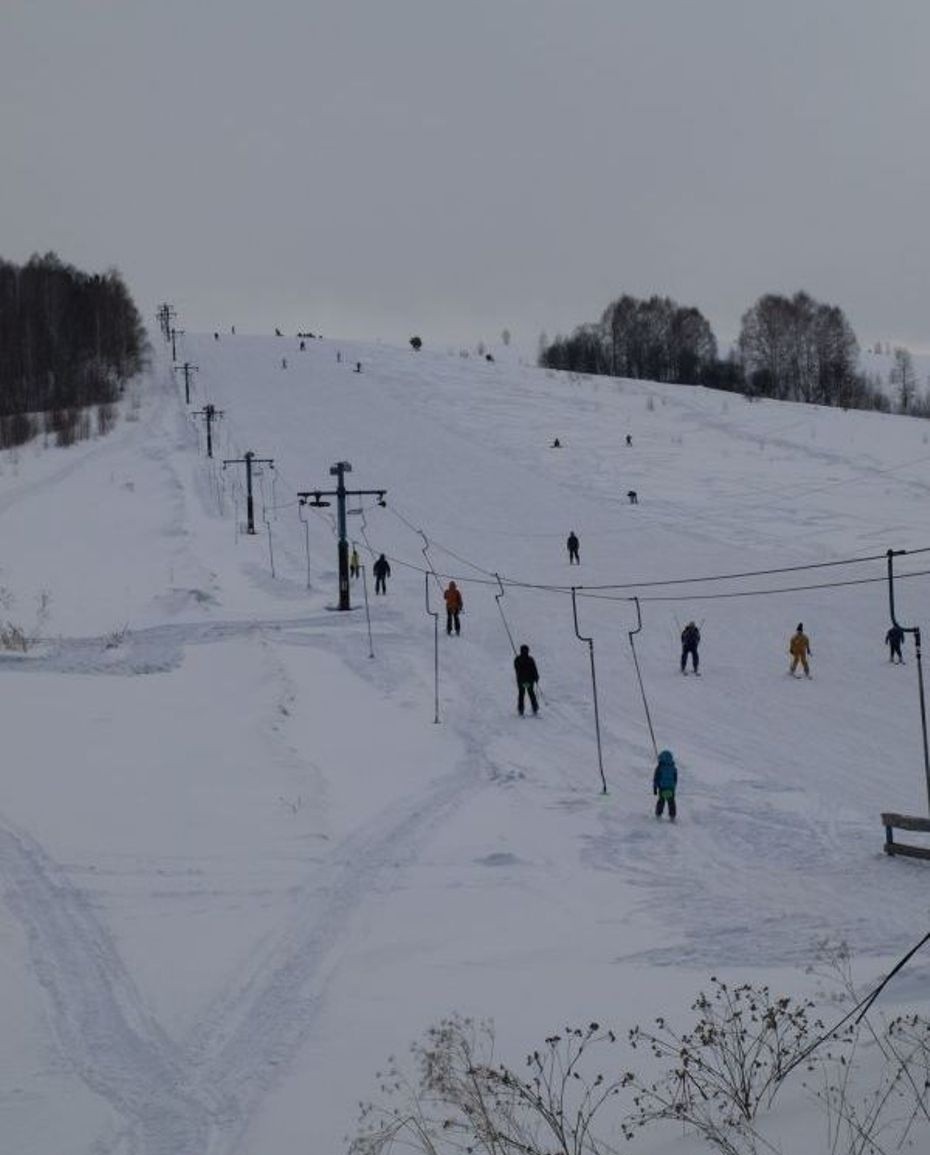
[1, 334, 929, 1153]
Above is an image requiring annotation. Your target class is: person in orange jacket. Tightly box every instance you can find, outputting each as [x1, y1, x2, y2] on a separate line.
[444, 581, 463, 635]
[789, 623, 812, 677]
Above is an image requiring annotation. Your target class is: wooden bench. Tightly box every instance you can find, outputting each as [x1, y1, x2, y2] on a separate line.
[882, 813, 930, 860]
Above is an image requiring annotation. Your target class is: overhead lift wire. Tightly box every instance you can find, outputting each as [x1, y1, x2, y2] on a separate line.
[584, 567, 930, 604]
[380, 498, 930, 596]
[291, 487, 930, 607]
[344, 543, 930, 606]
[507, 545, 930, 594]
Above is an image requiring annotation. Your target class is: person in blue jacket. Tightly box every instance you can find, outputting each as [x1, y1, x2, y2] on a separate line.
[653, 749, 678, 820]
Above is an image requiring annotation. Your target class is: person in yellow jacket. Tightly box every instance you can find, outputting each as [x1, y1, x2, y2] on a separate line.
[789, 622, 812, 677]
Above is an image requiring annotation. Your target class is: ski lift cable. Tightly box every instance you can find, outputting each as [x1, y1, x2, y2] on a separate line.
[385, 496, 930, 592]
[355, 543, 930, 605]
[628, 596, 659, 760]
[322, 490, 930, 603]
[384, 499, 499, 579]
[418, 531, 445, 596]
[777, 930, 930, 1086]
[494, 573, 517, 655]
[584, 566, 930, 603]
[571, 587, 608, 795]
[505, 545, 930, 594]
[361, 539, 930, 601]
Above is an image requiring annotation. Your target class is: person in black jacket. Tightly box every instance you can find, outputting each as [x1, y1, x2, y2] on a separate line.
[514, 644, 540, 716]
[680, 621, 700, 674]
[372, 553, 391, 594]
[566, 531, 580, 565]
[886, 624, 906, 663]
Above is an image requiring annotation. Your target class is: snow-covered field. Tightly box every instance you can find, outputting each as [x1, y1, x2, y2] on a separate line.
[2, 330, 930, 1153]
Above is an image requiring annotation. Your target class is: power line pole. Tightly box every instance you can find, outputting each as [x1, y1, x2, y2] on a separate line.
[156, 303, 176, 341]
[193, 403, 224, 458]
[223, 451, 274, 534]
[297, 461, 386, 610]
[173, 361, 198, 404]
[169, 327, 185, 362]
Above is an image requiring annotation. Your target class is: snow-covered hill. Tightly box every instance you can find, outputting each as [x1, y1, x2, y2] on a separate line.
[2, 330, 930, 1153]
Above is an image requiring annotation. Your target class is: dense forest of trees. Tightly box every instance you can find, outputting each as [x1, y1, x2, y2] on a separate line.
[540, 290, 890, 414]
[0, 252, 146, 445]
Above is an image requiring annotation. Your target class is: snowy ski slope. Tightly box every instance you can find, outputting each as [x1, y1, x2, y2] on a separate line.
[1, 330, 929, 1152]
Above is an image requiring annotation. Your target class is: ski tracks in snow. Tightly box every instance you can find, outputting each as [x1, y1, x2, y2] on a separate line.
[0, 614, 486, 1155]
[0, 819, 221, 1155]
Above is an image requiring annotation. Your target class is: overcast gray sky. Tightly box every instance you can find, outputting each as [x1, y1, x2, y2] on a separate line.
[3, 0, 929, 352]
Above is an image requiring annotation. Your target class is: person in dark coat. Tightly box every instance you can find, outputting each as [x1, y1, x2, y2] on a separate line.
[372, 553, 391, 594]
[444, 581, 463, 635]
[653, 749, 678, 820]
[514, 644, 540, 716]
[886, 624, 906, 663]
[567, 531, 580, 565]
[680, 621, 700, 674]
[349, 547, 360, 580]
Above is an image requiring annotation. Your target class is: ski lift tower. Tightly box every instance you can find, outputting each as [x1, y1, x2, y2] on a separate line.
[297, 460, 386, 610]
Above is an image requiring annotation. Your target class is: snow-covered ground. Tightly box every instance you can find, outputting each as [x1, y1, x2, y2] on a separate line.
[2, 330, 930, 1153]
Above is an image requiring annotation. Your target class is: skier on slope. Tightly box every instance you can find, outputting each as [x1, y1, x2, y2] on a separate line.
[788, 623, 812, 678]
[444, 581, 463, 635]
[349, 546, 360, 580]
[680, 621, 701, 675]
[372, 553, 391, 595]
[653, 749, 678, 821]
[514, 644, 540, 716]
[886, 623, 906, 663]
[567, 531, 580, 565]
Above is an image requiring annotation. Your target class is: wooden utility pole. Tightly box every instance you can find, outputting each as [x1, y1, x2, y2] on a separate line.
[223, 451, 274, 534]
[173, 362, 198, 404]
[156, 303, 176, 341]
[194, 403, 223, 458]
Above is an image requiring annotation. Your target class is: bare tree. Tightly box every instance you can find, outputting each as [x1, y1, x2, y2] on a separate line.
[890, 346, 917, 412]
[739, 292, 858, 406]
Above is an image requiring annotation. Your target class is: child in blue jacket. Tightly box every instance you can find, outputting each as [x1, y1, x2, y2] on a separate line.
[653, 749, 678, 820]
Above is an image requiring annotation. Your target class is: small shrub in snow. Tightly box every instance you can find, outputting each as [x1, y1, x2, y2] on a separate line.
[104, 623, 129, 650]
[352, 968, 930, 1155]
[350, 1016, 628, 1155]
[409, 336, 422, 351]
[626, 978, 821, 1152]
